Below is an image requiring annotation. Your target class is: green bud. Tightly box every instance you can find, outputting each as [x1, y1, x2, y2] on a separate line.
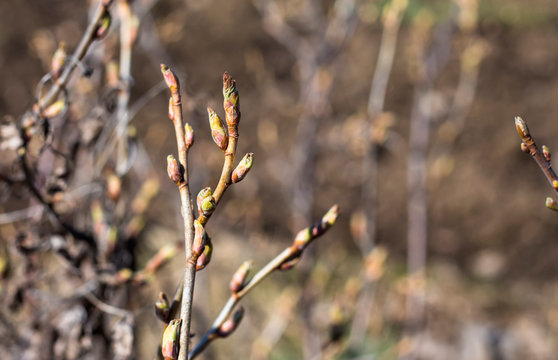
[196, 187, 212, 213]
[207, 107, 228, 151]
[161, 319, 181, 359]
[231, 153, 254, 183]
[95, 12, 112, 40]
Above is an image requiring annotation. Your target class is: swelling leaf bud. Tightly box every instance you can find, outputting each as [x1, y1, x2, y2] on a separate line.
[161, 319, 181, 360]
[196, 236, 213, 271]
[514, 116, 532, 143]
[543, 145, 551, 162]
[161, 64, 179, 92]
[155, 292, 170, 322]
[166, 155, 183, 184]
[192, 220, 207, 261]
[229, 260, 253, 293]
[184, 123, 194, 149]
[231, 153, 254, 183]
[199, 196, 216, 217]
[207, 107, 228, 151]
[196, 187, 212, 213]
[217, 307, 244, 338]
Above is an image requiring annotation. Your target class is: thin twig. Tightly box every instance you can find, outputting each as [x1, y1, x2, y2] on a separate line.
[161, 65, 196, 360]
[349, 0, 407, 348]
[189, 205, 339, 359]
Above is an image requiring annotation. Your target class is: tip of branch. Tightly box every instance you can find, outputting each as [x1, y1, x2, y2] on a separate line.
[514, 116, 531, 142]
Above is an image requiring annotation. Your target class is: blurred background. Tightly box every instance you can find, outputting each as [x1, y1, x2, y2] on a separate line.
[2, 0, 558, 359]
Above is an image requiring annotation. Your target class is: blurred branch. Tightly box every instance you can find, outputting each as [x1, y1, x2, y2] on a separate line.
[405, 7, 457, 345]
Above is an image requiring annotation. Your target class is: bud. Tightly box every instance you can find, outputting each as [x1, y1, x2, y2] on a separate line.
[155, 292, 170, 322]
[223, 72, 240, 128]
[553, 180, 558, 190]
[231, 153, 254, 183]
[223, 72, 238, 103]
[51, 42, 67, 77]
[514, 116, 531, 143]
[107, 173, 121, 202]
[279, 256, 300, 271]
[293, 204, 339, 250]
[543, 145, 551, 162]
[199, 196, 216, 217]
[520, 142, 529, 153]
[207, 107, 228, 151]
[196, 237, 213, 271]
[161, 64, 179, 92]
[167, 155, 183, 184]
[192, 220, 207, 260]
[229, 261, 253, 293]
[546, 197, 558, 212]
[161, 319, 181, 360]
[217, 307, 244, 338]
[184, 123, 194, 149]
[43, 100, 66, 118]
[95, 12, 112, 40]
[322, 204, 340, 227]
[196, 187, 213, 213]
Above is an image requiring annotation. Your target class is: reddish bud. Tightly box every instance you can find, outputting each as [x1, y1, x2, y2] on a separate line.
[279, 256, 301, 271]
[166, 155, 182, 184]
[207, 107, 228, 151]
[217, 307, 244, 337]
[184, 123, 194, 149]
[231, 153, 253, 183]
[192, 220, 207, 260]
[161, 64, 179, 92]
[229, 260, 253, 293]
[196, 236, 213, 271]
[161, 319, 181, 360]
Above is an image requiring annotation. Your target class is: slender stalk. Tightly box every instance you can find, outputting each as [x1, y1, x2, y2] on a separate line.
[37, 0, 114, 113]
[189, 205, 339, 359]
[161, 64, 195, 360]
[349, 0, 407, 348]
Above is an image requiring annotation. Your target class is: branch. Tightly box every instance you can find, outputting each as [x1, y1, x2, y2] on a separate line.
[189, 205, 339, 359]
[161, 64, 196, 360]
[515, 116, 558, 203]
